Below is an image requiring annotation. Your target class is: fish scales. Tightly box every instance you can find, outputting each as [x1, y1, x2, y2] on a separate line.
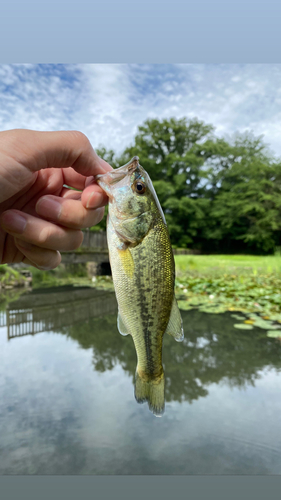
[96, 156, 184, 417]
[108, 214, 174, 378]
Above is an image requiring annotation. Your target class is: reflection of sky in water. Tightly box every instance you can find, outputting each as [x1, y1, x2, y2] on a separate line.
[1, 289, 281, 474]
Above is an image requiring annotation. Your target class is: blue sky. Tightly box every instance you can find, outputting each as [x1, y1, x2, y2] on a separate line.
[1, 63, 281, 158]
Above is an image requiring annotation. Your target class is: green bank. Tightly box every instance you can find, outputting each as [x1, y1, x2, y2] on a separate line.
[175, 253, 281, 275]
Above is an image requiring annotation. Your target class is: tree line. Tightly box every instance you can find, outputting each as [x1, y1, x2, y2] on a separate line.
[95, 117, 281, 255]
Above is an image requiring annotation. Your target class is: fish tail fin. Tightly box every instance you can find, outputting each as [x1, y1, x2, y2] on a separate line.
[134, 370, 165, 417]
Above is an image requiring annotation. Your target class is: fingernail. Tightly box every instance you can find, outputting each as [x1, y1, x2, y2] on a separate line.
[36, 197, 62, 219]
[86, 192, 104, 209]
[1, 211, 27, 233]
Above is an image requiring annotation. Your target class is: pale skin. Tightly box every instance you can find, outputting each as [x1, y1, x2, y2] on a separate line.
[0, 129, 112, 270]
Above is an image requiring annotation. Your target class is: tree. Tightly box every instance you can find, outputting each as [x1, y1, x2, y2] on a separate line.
[210, 159, 281, 254]
[95, 146, 119, 169]
[95, 119, 280, 254]
[119, 117, 233, 247]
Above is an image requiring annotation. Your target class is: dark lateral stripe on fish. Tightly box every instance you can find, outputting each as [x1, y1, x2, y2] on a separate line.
[135, 227, 167, 378]
[134, 242, 154, 375]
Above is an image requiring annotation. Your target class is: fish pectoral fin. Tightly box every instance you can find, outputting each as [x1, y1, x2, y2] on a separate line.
[166, 296, 184, 342]
[117, 311, 130, 336]
[117, 247, 134, 278]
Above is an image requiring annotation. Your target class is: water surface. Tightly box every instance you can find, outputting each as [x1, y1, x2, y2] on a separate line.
[1, 285, 281, 474]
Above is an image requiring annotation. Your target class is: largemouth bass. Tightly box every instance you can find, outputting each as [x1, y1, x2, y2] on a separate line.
[96, 156, 184, 416]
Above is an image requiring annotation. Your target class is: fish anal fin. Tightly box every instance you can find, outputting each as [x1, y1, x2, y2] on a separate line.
[166, 296, 184, 342]
[117, 247, 134, 278]
[117, 311, 130, 336]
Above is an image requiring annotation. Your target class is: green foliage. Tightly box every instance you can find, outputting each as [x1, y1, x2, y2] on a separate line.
[210, 159, 281, 253]
[121, 117, 216, 198]
[0, 265, 26, 287]
[30, 264, 91, 288]
[95, 146, 120, 169]
[95, 117, 281, 254]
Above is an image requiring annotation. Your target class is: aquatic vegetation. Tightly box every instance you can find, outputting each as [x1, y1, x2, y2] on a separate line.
[267, 331, 281, 338]
[175, 267, 281, 338]
[91, 257, 281, 340]
[233, 324, 254, 330]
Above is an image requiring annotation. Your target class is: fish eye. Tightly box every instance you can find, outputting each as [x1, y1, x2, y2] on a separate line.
[133, 180, 146, 195]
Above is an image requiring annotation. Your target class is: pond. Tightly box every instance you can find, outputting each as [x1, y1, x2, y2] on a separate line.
[1, 285, 281, 474]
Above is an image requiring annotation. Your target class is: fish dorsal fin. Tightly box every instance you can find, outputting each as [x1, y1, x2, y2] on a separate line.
[166, 296, 184, 342]
[117, 311, 130, 336]
[117, 247, 134, 278]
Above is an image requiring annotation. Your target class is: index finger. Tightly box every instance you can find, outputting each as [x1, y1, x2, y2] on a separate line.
[0, 129, 113, 178]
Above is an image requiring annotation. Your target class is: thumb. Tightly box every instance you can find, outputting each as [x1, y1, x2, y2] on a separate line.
[0, 129, 112, 177]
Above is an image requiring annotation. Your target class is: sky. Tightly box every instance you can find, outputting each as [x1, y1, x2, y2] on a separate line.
[0, 63, 281, 159]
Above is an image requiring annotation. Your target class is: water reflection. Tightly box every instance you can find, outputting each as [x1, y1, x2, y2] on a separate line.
[2, 285, 281, 406]
[66, 307, 281, 404]
[1, 286, 117, 339]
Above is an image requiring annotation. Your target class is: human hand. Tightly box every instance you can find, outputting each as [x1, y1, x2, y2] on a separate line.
[0, 129, 112, 269]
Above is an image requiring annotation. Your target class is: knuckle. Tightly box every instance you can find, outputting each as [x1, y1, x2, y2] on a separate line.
[38, 226, 53, 246]
[70, 130, 91, 149]
[62, 230, 84, 251]
[71, 230, 84, 250]
[37, 225, 83, 252]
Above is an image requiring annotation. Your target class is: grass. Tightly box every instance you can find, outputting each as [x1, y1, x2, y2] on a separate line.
[174, 254, 281, 276]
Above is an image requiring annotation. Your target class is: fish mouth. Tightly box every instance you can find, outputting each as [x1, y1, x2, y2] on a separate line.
[124, 156, 140, 172]
[95, 156, 140, 186]
[95, 169, 127, 201]
[96, 169, 126, 186]
[96, 170, 125, 185]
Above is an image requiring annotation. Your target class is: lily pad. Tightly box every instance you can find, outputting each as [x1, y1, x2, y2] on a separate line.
[175, 269, 281, 322]
[234, 323, 254, 330]
[267, 331, 281, 338]
[231, 314, 245, 320]
[252, 319, 275, 330]
[177, 301, 195, 311]
[245, 313, 260, 320]
[199, 307, 226, 314]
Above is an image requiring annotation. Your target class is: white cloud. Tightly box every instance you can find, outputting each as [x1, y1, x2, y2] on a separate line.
[0, 63, 281, 159]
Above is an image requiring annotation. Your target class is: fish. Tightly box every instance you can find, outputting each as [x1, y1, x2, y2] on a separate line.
[96, 156, 184, 417]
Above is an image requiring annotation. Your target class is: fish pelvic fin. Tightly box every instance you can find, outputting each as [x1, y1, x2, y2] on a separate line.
[134, 370, 165, 417]
[117, 311, 130, 336]
[166, 295, 184, 342]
